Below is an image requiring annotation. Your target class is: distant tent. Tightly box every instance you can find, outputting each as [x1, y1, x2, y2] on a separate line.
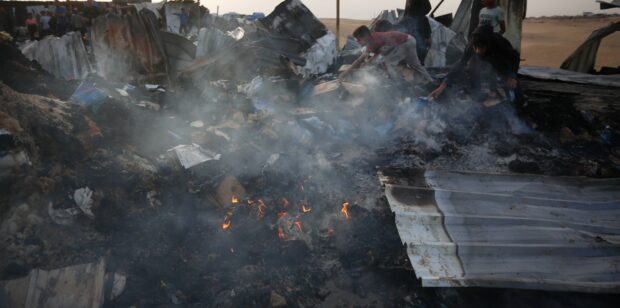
[561, 21, 620, 73]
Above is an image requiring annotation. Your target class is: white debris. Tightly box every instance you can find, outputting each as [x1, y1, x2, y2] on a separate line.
[425, 17, 459, 68]
[116, 88, 129, 97]
[190, 120, 205, 128]
[297, 32, 338, 77]
[226, 27, 245, 41]
[48, 202, 81, 226]
[74, 187, 95, 219]
[168, 144, 221, 169]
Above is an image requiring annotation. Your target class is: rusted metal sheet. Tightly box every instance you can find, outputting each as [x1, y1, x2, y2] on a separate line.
[379, 169, 620, 293]
[91, 9, 169, 84]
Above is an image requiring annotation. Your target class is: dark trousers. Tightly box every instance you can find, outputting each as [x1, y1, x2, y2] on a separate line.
[179, 24, 188, 35]
[27, 24, 37, 40]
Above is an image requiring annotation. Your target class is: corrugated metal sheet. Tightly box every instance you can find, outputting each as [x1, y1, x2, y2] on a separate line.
[21, 31, 92, 81]
[91, 9, 169, 84]
[519, 66, 620, 88]
[0, 258, 107, 308]
[561, 21, 620, 73]
[379, 169, 620, 293]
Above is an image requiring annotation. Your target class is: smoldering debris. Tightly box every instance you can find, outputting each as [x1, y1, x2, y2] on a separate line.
[1, 0, 620, 307]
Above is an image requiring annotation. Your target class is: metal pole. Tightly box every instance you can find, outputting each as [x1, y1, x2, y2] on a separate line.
[430, 0, 446, 17]
[336, 0, 340, 48]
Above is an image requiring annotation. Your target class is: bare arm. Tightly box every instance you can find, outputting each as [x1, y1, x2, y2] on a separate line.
[499, 20, 506, 35]
[341, 51, 369, 77]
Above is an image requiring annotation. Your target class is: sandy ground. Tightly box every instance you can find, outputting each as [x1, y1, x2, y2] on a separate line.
[322, 16, 620, 69]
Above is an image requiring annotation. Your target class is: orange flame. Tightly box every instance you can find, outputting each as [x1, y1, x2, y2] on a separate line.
[341, 202, 350, 220]
[278, 226, 286, 240]
[294, 220, 303, 232]
[302, 205, 311, 213]
[281, 197, 289, 207]
[231, 196, 239, 204]
[222, 219, 231, 230]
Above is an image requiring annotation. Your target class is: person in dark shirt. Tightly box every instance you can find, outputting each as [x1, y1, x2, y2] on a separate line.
[83, 0, 100, 27]
[53, 0, 67, 36]
[428, 26, 520, 100]
[342, 25, 432, 83]
[397, 0, 432, 63]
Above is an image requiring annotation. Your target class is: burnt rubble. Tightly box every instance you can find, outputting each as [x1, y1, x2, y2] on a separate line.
[1, 1, 620, 307]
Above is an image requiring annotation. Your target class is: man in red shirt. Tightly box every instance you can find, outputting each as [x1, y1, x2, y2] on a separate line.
[342, 25, 432, 83]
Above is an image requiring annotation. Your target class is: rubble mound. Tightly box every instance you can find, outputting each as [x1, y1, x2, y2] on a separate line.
[0, 40, 77, 100]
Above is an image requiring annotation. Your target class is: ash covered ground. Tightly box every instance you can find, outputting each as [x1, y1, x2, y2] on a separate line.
[1, 1, 620, 307]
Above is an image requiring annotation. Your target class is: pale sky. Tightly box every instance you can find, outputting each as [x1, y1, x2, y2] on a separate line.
[198, 0, 617, 19]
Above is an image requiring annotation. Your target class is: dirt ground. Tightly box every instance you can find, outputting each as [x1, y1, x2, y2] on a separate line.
[322, 16, 620, 69]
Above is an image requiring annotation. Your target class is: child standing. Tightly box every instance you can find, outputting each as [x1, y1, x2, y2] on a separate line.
[25, 13, 38, 41]
[479, 0, 506, 35]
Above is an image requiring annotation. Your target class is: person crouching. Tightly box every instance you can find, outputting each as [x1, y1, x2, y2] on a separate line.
[342, 25, 432, 84]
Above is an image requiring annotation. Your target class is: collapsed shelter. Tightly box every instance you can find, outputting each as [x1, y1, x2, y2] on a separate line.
[1, 0, 619, 307]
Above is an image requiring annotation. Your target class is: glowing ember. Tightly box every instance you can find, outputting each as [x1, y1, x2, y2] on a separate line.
[340, 202, 350, 220]
[231, 196, 239, 204]
[302, 205, 311, 213]
[222, 219, 231, 230]
[278, 226, 286, 240]
[281, 197, 289, 207]
[294, 220, 303, 232]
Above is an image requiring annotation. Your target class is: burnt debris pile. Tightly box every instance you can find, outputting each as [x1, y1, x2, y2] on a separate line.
[1, 1, 620, 307]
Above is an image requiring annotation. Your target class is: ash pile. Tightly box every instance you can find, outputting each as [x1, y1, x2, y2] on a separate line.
[1, 0, 620, 307]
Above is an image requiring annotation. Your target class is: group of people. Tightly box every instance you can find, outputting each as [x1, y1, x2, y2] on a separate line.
[342, 0, 519, 102]
[7, 0, 110, 41]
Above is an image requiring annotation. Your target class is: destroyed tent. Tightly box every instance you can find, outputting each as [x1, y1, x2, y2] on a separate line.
[159, 30, 197, 75]
[130, 2, 164, 19]
[519, 66, 620, 88]
[379, 169, 620, 293]
[20, 31, 92, 81]
[91, 9, 169, 84]
[185, 0, 336, 81]
[561, 21, 620, 74]
[0, 33, 77, 99]
[424, 17, 458, 67]
[597, 0, 620, 9]
[450, 0, 527, 51]
[163, 2, 200, 35]
[195, 27, 236, 59]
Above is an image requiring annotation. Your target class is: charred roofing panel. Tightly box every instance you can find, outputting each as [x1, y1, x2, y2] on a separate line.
[561, 21, 620, 74]
[379, 169, 620, 293]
